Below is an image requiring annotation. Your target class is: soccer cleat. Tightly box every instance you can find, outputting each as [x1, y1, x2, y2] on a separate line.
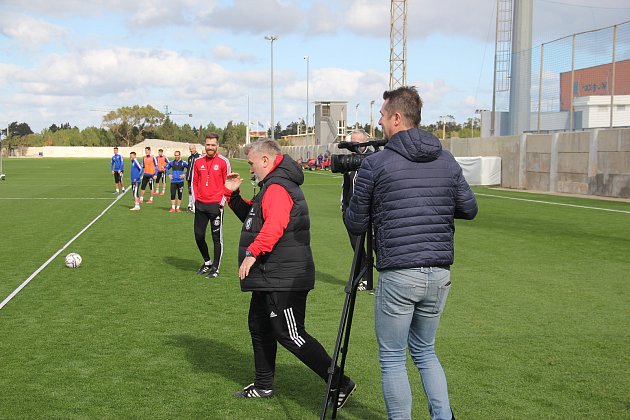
[146, 200, 153, 204]
[336, 377, 356, 409]
[196, 262, 213, 275]
[204, 267, 219, 278]
[151, 191, 158, 196]
[160, 192, 165, 196]
[175, 208, 182, 213]
[130, 207, 140, 211]
[169, 208, 176, 213]
[112, 191, 119, 194]
[234, 383, 274, 399]
[122, 188, 125, 192]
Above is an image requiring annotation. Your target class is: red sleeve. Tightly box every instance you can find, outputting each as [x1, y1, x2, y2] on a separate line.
[193, 159, 200, 195]
[247, 184, 293, 257]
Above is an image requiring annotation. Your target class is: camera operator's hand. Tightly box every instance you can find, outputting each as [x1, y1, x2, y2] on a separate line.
[225, 172, 243, 191]
[239, 256, 256, 280]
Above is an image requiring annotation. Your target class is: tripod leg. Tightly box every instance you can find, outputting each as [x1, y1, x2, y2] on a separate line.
[320, 232, 367, 419]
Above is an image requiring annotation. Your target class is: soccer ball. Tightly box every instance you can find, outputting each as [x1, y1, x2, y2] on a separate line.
[64, 253, 82, 268]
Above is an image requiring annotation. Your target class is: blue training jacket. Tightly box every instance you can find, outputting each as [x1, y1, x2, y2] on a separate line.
[344, 127, 478, 271]
[165, 159, 188, 183]
[111, 154, 124, 172]
[130, 158, 143, 183]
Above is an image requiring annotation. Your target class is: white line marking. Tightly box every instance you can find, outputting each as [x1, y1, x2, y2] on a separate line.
[476, 193, 630, 214]
[0, 191, 128, 311]
[0, 197, 113, 200]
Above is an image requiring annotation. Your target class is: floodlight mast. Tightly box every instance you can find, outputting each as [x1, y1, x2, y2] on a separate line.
[0, 124, 7, 180]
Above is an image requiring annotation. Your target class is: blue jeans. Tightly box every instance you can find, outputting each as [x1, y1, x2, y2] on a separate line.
[374, 267, 453, 420]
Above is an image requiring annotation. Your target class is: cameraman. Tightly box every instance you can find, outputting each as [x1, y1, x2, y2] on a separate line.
[345, 86, 477, 420]
[340, 129, 369, 291]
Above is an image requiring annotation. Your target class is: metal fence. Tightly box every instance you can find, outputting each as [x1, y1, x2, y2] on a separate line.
[496, 20, 630, 133]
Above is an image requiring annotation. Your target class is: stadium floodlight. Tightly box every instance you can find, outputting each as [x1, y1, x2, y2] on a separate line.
[0, 131, 6, 181]
[264, 35, 278, 140]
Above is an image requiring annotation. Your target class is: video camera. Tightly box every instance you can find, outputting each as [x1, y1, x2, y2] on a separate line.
[330, 139, 387, 173]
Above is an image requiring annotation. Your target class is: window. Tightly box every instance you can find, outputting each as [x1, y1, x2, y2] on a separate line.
[321, 104, 330, 117]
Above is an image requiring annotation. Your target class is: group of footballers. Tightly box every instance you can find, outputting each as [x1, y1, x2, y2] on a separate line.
[110, 144, 202, 212]
[109, 135, 228, 279]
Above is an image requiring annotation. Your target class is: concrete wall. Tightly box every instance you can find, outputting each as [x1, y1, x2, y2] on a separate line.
[15, 142, 203, 159]
[444, 127, 630, 198]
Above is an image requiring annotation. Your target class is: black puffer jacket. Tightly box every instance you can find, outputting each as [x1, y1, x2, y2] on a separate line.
[229, 155, 315, 291]
[344, 128, 478, 270]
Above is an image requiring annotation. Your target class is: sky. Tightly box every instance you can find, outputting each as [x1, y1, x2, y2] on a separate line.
[1, 0, 629, 134]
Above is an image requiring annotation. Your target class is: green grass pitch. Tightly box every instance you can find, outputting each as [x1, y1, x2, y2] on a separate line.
[0, 158, 628, 419]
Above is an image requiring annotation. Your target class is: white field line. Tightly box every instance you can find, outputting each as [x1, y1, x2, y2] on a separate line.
[0, 197, 113, 200]
[476, 193, 630, 214]
[0, 191, 128, 311]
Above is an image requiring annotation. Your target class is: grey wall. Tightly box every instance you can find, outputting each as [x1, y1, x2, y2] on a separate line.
[443, 128, 630, 198]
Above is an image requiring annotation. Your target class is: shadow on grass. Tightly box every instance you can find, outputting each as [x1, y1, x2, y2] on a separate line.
[167, 334, 377, 417]
[315, 270, 347, 286]
[163, 256, 198, 271]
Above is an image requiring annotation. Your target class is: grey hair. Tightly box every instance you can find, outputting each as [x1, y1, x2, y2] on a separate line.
[243, 138, 282, 156]
[350, 129, 369, 141]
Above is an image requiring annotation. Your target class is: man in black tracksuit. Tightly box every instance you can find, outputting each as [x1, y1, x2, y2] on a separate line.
[186, 143, 201, 212]
[224, 138, 355, 408]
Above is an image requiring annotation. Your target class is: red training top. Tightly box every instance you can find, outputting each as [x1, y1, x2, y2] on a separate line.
[192, 154, 231, 205]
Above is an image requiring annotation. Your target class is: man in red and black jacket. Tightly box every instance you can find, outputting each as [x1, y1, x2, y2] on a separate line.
[191, 133, 231, 278]
[224, 138, 355, 408]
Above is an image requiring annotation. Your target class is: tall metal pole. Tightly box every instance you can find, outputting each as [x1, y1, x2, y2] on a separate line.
[610, 24, 618, 128]
[370, 100, 375, 138]
[491, 0, 500, 136]
[304, 55, 309, 143]
[265, 35, 278, 140]
[508, 0, 532, 135]
[246, 95, 251, 145]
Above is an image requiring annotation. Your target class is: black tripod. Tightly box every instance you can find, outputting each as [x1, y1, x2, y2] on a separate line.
[320, 225, 373, 419]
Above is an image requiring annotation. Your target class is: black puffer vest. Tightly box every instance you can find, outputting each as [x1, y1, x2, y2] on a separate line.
[238, 156, 315, 292]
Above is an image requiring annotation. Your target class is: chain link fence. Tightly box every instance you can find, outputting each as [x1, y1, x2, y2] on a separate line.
[496, 20, 630, 133]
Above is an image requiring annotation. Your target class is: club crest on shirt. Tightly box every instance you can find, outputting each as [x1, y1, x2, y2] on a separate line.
[213, 164, 219, 171]
[245, 217, 253, 230]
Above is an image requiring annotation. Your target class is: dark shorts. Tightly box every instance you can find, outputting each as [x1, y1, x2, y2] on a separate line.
[170, 182, 184, 200]
[113, 171, 123, 183]
[141, 175, 154, 190]
[131, 182, 140, 199]
[156, 171, 166, 183]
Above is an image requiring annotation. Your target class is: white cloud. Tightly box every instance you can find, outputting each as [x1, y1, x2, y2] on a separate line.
[198, 0, 303, 34]
[0, 14, 69, 49]
[212, 45, 256, 63]
[306, 2, 340, 35]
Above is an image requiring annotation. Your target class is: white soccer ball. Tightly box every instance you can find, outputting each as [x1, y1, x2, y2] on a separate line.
[64, 253, 82, 268]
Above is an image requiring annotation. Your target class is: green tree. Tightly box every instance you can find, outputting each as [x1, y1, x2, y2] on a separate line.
[102, 105, 164, 146]
[178, 123, 197, 143]
[222, 121, 245, 158]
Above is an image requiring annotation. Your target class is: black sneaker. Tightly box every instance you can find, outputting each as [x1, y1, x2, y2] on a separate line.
[196, 262, 213, 275]
[336, 377, 356, 409]
[204, 267, 219, 278]
[234, 383, 274, 398]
